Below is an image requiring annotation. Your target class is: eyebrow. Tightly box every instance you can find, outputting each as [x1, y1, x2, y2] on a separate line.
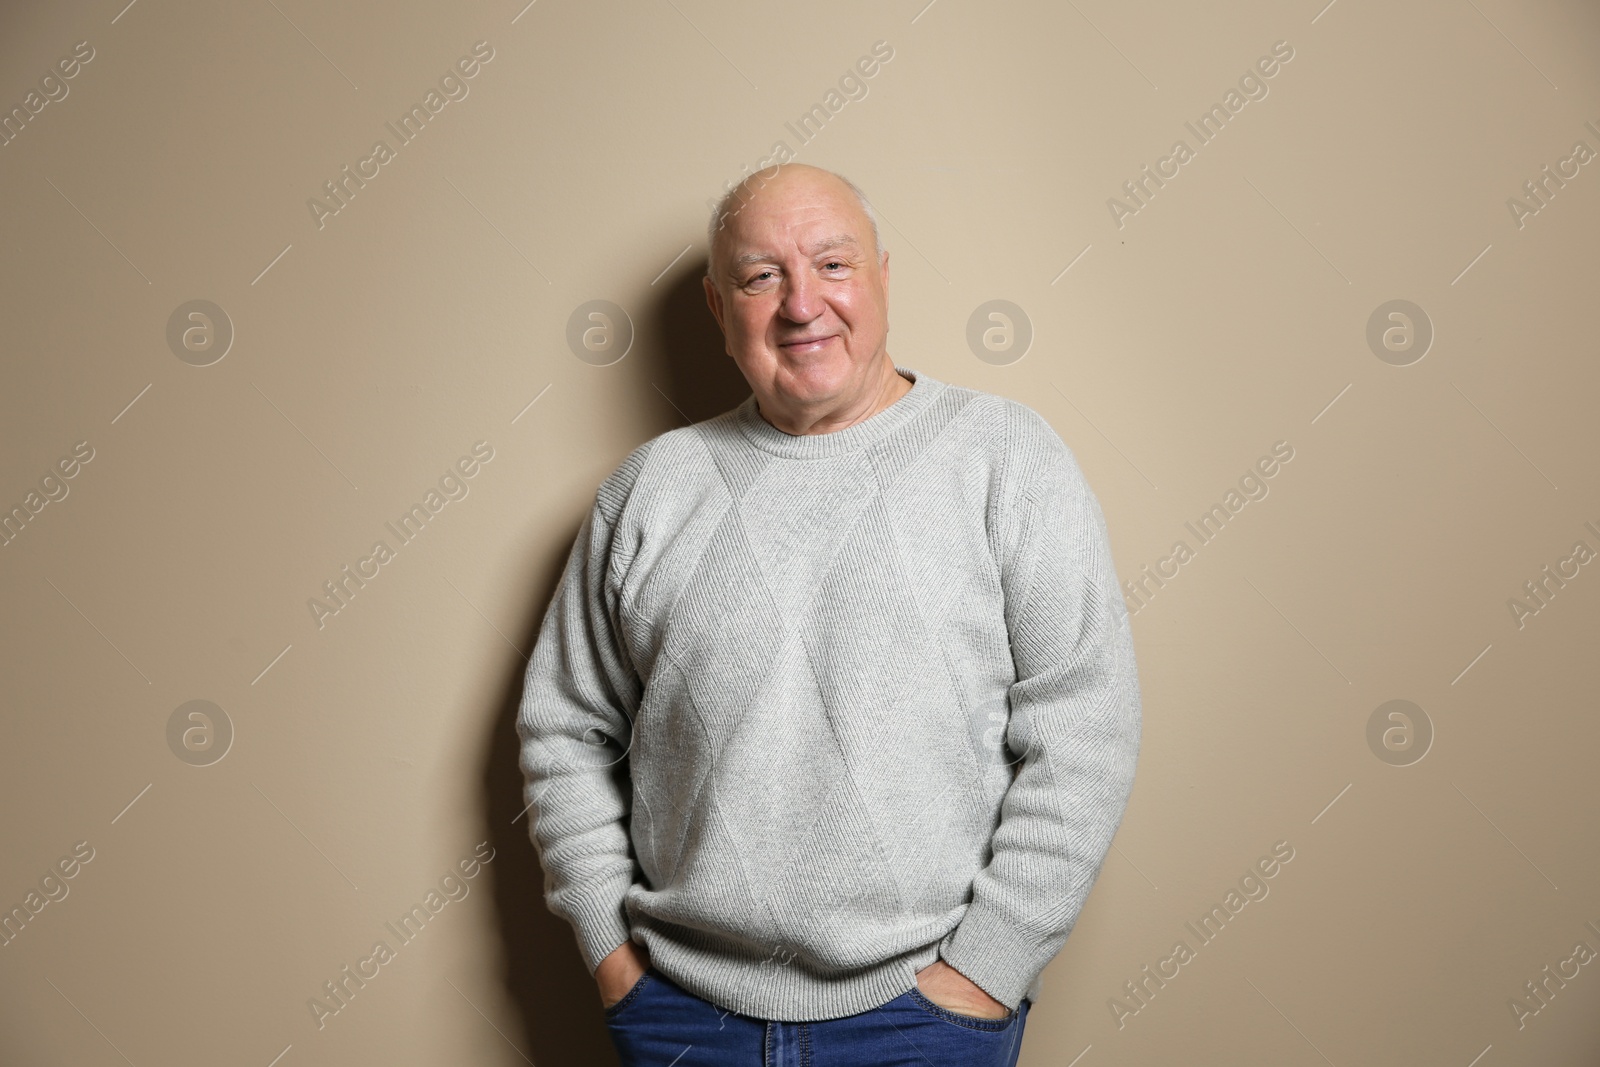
[729, 234, 862, 269]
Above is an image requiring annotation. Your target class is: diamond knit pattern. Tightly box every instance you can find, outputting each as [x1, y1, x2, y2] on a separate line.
[516, 367, 1142, 1021]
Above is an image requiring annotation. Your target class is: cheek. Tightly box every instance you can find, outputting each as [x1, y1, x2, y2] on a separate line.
[731, 303, 773, 340]
[832, 288, 874, 325]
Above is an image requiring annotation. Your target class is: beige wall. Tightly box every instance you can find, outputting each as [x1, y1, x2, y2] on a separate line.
[3, 1, 1598, 1063]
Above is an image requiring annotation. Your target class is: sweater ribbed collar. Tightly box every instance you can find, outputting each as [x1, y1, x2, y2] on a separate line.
[734, 365, 942, 459]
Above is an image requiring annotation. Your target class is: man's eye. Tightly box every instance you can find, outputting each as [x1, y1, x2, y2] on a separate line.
[823, 261, 845, 271]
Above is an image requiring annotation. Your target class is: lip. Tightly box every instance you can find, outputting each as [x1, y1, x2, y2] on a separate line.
[779, 335, 836, 351]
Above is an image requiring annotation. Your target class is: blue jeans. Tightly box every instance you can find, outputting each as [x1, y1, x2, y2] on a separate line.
[604, 967, 1031, 1066]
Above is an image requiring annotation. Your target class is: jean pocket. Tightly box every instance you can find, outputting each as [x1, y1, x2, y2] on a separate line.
[602, 967, 655, 1021]
[906, 986, 1018, 1031]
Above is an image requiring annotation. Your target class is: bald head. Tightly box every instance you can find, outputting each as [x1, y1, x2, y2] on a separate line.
[705, 164, 881, 282]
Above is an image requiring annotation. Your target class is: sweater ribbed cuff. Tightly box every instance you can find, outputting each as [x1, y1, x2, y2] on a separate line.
[562, 886, 634, 975]
[938, 905, 1054, 1011]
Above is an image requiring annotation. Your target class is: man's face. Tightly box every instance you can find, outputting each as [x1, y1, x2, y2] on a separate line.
[703, 170, 890, 412]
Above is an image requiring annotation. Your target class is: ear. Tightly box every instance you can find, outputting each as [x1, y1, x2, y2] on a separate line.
[702, 274, 726, 334]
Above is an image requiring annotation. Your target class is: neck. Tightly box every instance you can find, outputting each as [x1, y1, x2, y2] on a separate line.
[756, 359, 912, 436]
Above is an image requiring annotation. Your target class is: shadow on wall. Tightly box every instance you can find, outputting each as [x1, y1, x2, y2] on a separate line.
[650, 255, 754, 424]
[478, 253, 742, 1065]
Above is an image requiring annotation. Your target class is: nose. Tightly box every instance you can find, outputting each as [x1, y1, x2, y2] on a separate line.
[779, 269, 822, 324]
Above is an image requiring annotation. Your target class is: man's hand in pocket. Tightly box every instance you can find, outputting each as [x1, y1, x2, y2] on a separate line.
[596, 940, 650, 1009]
[914, 960, 1011, 1019]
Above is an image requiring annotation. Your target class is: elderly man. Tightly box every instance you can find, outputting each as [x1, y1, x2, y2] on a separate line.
[516, 162, 1141, 1066]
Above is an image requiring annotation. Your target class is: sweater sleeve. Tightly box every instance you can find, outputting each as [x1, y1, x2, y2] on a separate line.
[515, 494, 644, 974]
[937, 431, 1142, 1009]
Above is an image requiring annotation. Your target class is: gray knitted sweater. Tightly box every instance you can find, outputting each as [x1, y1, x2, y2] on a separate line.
[515, 365, 1141, 1021]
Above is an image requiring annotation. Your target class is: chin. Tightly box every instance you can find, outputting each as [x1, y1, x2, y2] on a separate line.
[772, 346, 851, 373]
[786, 359, 854, 391]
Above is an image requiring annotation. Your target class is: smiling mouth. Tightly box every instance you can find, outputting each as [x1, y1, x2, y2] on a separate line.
[780, 335, 835, 348]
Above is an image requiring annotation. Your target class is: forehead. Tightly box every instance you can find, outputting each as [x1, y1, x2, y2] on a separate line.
[723, 178, 868, 257]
